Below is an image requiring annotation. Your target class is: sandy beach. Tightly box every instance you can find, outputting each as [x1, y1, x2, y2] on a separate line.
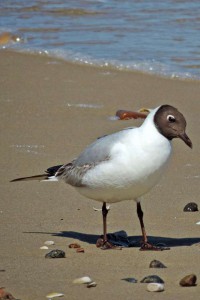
[0, 50, 200, 299]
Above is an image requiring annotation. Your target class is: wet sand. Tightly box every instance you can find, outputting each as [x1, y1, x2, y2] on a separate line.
[0, 50, 200, 299]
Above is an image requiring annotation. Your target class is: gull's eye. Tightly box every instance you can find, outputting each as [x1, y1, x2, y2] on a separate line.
[167, 115, 176, 122]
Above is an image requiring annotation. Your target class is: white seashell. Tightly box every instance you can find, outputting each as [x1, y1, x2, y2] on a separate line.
[147, 283, 164, 292]
[196, 221, 200, 225]
[40, 246, 49, 250]
[73, 276, 92, 284]
[44, 240, 55, 245]
[46, 292, 64, 299]
[87, 281, 97, 288]
[93, 207, 101, 211]
[93, 205, 110, 211]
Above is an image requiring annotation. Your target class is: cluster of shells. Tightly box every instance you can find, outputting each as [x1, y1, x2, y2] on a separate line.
[122, 259, 197, 292]
[41, 238, 198, 298]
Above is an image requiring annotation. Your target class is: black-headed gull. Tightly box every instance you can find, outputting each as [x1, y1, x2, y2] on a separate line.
[11, 105, 192, 250]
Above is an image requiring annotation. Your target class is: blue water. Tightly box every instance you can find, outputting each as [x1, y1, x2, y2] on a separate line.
[1, 0, 200, 79]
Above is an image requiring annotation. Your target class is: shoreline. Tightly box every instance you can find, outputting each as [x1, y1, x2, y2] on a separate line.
[0, 49, 200, 299]
[2, 48, 200, 82]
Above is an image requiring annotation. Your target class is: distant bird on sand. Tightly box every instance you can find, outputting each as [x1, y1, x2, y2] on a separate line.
[11, 105, 192, 250]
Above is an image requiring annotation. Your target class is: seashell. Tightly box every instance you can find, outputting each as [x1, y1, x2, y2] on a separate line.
[76, 248, 85, 253]
[196, 221, 200, 225]
[87, 281, 97, 288]
[69, 243, 81, 248]
[40, 246, 49, 250]
[147, 283, 164, 292]
[93, 205, 110, 211]
[44, 240, 55, 246]
[141, 275, 164, 284]
[46, 292, 64, 299]
[179, 274, 197, 287]
[45, 249, 65, 259]
[149, 260, 167, 268]
[183, 202, 198, 212]
[122, 277, 138, 283]
[73, 276, 92, 284]
[93, 207, 102, 211]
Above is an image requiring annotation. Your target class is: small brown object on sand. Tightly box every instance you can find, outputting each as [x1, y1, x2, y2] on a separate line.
[179, 274, 197, 287]
[0, 287, 16, 300]
[116, 110, 148, 120]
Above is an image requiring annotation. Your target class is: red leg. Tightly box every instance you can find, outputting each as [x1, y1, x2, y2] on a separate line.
[96, 202, 121, 250]
[137, 201, 170, 251]
[102, 202, 108, 243]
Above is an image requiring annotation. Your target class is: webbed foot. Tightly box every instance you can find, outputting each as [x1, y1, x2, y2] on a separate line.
[140, 242, 170, 251]
[96, 238, 122, 250]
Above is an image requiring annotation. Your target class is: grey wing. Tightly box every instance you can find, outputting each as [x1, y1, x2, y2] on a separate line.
[55, 128, 133, 186]
[74, 128, 132, 166]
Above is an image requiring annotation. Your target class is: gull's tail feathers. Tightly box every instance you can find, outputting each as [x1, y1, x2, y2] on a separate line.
[10, 164, 63, 182]
[10, 174, 48, 182]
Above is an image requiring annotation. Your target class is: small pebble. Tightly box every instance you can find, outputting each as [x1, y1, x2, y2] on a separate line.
[179, 274, 197, 287]
[45, 249, 65, 259]
[73, 276, 92, 284]
[141, 275, 164, 284]
[87, 281, 97, 288]
[122, 278, 138, 283]
[40, 246, 49, 250]
[147, 283, 164, 292]
[183, 202, 198, 212]
[44, 240, 55, 246]
[149, 260, 167, 268]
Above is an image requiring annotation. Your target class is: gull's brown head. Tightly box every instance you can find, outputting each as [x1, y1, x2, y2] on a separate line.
[154, 105, 192, 148]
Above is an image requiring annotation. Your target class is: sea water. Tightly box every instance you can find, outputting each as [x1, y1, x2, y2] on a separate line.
[1, 0, 200, 79]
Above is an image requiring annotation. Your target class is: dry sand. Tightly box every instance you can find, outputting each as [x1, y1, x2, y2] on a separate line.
[0, 50, 200, 299]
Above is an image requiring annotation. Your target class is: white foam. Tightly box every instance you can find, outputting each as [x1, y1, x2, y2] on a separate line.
[65, 103, 103, 109]
[10, 144, 45, 155]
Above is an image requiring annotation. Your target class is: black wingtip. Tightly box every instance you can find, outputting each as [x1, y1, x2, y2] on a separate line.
[10, 164, 63, 182]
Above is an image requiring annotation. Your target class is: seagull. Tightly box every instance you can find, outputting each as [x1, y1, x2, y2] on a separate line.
[11, 105, 192, 250]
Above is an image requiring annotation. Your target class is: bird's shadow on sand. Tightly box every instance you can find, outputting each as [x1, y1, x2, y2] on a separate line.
[24, 230, 200, 248]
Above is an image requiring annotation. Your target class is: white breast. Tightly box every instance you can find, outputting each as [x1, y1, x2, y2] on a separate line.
[77, 121, 172, 203]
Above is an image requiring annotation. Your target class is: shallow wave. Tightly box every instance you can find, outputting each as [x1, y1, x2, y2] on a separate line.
[36, 47, 200, 79]
[1, 0, 200, 80]
[1, 45, 198, 80]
